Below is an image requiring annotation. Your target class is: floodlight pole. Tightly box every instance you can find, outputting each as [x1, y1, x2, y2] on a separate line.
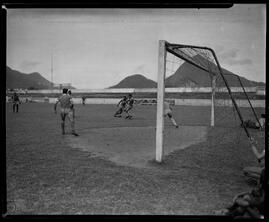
[156, 40, 166, 163]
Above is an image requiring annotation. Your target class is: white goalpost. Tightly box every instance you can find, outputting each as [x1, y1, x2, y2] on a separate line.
[156, 40, 217, 162]
[155, 40, 251, 163]
[155, 40, 166, 162]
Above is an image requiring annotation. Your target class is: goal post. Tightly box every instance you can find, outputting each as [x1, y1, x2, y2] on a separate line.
[155, 40, 252, 163]
[156, 40, 166, 162]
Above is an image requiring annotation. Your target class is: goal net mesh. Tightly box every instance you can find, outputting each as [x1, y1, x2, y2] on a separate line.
[163, 43, 261, 145]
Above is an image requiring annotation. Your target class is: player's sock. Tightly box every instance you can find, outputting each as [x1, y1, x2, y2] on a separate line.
[114, 113, 119, 117]
[72, 132, 79, 136]
[70, 122, 78, 136]
[61, 122, 65, 135]
[171, 118, 178, 127]
[71, 127, 79, 136]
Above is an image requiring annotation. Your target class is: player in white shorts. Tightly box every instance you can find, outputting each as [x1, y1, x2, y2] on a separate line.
[164, 100, 178, 128]
[54, 88, 78, 136]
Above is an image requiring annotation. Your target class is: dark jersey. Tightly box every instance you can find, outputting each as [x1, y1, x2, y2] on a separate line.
[126, 98, 134, 106]
[12, 94, 19, 102]
[57, 94, 73, 109]
[118, 99, 127, 108]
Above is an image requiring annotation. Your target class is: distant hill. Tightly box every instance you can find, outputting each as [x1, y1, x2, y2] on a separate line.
[165, 54, 265, 87]
[109, 74, 157, 88]
[6, 66, 75, 90]
[110, 58, 264, 89]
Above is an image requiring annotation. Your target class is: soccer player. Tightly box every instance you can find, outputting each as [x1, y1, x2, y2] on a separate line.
[241, 114, 265, 130]
[54, 88, 78, 136]
[124, 93, 134, 119]
[164, 100, 178, 128]
[243, 139, 265, 182]
[11, 92, 20, 113]
[114, 96, 127, 117]
[82, 95, 86, 106]
[257, 114, 266, 129]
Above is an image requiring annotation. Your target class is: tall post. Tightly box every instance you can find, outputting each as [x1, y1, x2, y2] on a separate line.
[156, 40, 166, 163]
[51, 53, 54, 92]
[211, 74, 216, 127]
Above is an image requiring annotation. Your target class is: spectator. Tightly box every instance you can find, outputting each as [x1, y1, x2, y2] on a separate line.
[243, 139, 265, 183]
[213, 169, 265, 219]
[11, 92, 20, 113]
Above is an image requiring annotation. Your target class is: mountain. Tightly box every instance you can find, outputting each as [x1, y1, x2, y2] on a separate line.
[6, 66, 75, 90]
[6, 66, 53, 89]
[109, 74, 157, 88]
[165, 54, 265, 87]
[110, 55, 264, 89]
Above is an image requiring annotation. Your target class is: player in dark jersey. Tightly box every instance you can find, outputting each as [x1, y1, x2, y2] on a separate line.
[124, 93, 134, 119]
[82, 95, 86, 106]
[54, 88, 78, 136]
[11, 92, 20, 113]
[114, 96, 127, 118]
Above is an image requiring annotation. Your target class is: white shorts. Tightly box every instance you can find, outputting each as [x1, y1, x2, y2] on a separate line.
[164, 109, 172, 117]
[60, 108, 74, 122]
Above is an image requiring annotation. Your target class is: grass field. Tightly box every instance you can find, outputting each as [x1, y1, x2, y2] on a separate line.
[5, 103, 265, 215]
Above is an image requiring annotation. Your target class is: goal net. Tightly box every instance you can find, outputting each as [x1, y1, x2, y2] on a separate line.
[156, 40, 260, 162]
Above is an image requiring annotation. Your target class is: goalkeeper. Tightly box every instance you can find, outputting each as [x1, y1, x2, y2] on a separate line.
[241, 114, 265, 130]
[164, 100, 178, 128]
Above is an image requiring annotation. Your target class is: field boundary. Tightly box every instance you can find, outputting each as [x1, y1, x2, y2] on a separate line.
[6, 97, 265, 108]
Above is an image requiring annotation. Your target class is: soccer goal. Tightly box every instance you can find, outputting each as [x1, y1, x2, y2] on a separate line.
[155, 40, 254, 162]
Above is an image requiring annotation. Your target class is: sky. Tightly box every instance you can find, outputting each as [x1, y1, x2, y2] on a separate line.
[7, 5, 266, 89]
